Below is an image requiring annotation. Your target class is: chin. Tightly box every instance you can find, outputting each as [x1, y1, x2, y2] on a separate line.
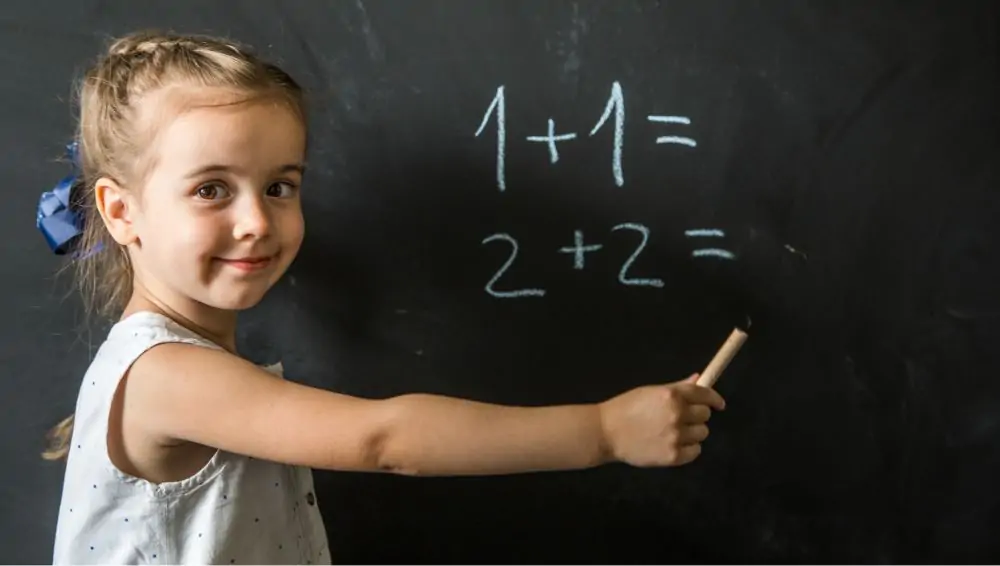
[215, 297, 265, 311]
[206, 284, 273, 311]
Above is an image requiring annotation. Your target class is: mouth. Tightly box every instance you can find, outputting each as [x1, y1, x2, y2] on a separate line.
[217, 254, 276, 272]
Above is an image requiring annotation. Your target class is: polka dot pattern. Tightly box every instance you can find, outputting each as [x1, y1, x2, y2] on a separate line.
[52, 311, 332, 564]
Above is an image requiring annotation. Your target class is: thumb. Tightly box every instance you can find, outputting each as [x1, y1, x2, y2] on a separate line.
[664, 373, 699, 387]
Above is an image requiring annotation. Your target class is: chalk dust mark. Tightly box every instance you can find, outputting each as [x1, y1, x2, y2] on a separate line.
[784, 244, 808, 259]
[354, 0, 385, 62]
[947, 308, 1000, 320]
[562, 2, 586, 78]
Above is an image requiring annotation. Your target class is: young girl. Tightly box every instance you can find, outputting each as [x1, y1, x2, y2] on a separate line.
[44, 30, 726, 565]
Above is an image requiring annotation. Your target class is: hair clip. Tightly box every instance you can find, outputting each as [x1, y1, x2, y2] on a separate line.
[37, 141, 86, 255]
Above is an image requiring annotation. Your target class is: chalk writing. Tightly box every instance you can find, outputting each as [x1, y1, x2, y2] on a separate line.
[526, 118, 578, 164]
[590, 81, 626, 187]
[482, 223, 670, 298]
[685, 228, 736, 260]
[684, 228, 724, 237]
[471, 80, 723, 298]
[647, 116, 691, 125]
[692, 249, 736, 259]
[558, 230, 603, 269]
[475, 82, 700, 191]
[647, 115, 697, 147]
[612, 223, 665, 287]
[474, 86, 506, 191]
[481, 233, 546, 297]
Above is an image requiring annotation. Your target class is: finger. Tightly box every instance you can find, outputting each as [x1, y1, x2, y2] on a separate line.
[678, 424, 709, 445]
[682, 404, 712, 424]
[678, 384, 726, 411]
[674, 443, 702, 466]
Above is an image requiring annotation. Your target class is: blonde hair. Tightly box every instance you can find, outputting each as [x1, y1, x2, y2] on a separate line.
[42, 30, 306, 461]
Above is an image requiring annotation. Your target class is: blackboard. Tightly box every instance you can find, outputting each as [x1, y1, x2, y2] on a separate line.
[3, 0, 999, 562]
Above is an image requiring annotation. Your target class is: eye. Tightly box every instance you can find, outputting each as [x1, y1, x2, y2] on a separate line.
[265, 181, 298, 198]
[195, 183, 230, 200]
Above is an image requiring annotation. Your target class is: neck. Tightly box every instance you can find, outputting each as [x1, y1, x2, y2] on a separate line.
[123, 283, 239, 353]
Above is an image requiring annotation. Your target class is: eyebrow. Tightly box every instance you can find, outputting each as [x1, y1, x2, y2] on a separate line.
[185, 163, 306, 179]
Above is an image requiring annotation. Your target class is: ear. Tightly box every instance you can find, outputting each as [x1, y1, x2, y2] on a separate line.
[94, 177, 139, 246]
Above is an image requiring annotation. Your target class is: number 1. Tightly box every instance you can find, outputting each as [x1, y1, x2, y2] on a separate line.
[475, 86, 506, 191]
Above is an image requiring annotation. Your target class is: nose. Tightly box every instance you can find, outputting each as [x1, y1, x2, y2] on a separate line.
[232, 194, 272, 241]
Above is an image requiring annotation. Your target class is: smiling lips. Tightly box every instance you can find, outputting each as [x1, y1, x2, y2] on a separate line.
[217, 255, 275, 272]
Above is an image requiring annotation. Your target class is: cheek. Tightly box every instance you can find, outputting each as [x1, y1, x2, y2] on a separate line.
[180, 221, 226, 257]
[142, 211, 220, 259]
[281, 207, 305, 249]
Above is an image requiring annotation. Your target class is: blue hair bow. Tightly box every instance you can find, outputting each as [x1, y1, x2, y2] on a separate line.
[37, 141, 88, 255]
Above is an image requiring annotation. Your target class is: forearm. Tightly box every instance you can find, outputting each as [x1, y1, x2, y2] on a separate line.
[375, 393, 612, 476]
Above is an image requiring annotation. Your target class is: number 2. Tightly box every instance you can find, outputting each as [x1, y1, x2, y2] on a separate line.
[481, 233, 546, 298]
[612, 223, 664, 287]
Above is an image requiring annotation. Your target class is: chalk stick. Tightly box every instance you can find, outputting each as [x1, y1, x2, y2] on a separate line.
[696, 327, 748, 388]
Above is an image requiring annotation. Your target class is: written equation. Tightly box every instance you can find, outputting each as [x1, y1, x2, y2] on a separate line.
[475, 81, 696, 191]
[481, 224, 735, 299]
[473, 81, 722, 299]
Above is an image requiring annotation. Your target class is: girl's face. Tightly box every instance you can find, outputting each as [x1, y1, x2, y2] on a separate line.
[116, 88, 307, 315]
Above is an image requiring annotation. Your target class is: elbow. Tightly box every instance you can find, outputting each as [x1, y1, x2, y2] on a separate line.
[381, 462, 424, 477]
[370, 432, 424, 477]
[365, 401, 426, 477]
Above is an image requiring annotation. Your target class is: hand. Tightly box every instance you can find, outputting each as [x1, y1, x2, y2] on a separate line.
[598, 373, 726, 467]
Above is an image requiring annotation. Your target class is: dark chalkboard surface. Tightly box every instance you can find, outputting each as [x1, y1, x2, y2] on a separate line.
[3, 0, 999, 562]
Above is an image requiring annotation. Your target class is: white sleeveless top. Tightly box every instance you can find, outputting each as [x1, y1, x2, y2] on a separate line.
[52, 311, 331, 565]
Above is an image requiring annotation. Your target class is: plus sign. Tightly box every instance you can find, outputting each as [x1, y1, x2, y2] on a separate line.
[526, 118, 577, 163]
[558, 230, 603, 270]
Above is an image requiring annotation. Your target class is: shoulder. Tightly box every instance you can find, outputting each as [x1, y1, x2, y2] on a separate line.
[123, 311, 284, 402]
[109, 311, 223, 350]
[70, 311, 227, 422]
[83, 311, 226, 378]
[120, 321, 291, 446]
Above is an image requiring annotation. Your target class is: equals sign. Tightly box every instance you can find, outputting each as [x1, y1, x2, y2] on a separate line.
[684, 228, 736, 259]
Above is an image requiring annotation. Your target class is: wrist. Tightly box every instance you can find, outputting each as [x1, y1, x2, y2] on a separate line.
[594, 401, 617, 466]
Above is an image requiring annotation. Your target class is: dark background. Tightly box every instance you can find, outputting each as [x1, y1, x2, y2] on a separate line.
[2, 0, 998, 562]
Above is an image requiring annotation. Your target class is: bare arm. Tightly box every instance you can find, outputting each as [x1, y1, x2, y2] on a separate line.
[372, 394, 609, 475]
[126, 342, 723, 476]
